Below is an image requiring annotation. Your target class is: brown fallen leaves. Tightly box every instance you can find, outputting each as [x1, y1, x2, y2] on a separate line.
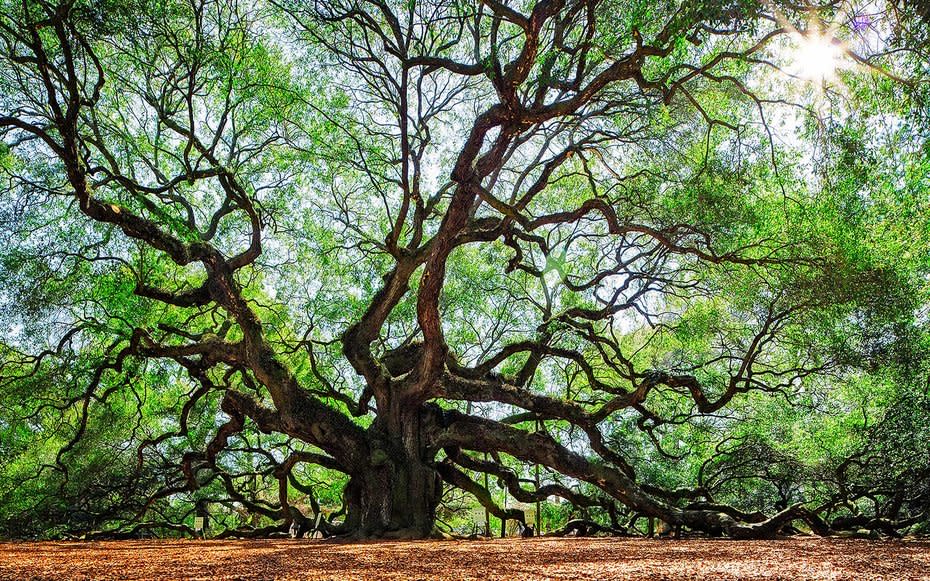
[0, 537, 928, 580]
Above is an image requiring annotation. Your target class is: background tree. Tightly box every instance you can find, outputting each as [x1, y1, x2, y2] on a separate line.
[0, 0, 928, 539]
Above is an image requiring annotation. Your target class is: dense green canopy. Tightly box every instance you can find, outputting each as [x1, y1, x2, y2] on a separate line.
[0, 0, 928, 540]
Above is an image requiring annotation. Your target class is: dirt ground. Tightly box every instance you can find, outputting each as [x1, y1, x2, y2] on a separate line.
[1, 537, 928, 580]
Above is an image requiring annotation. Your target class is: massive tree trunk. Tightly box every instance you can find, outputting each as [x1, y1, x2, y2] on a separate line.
[342, 404, 442, 538]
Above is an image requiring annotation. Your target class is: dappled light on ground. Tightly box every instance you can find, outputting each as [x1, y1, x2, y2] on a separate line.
[1, 537, 929, 580]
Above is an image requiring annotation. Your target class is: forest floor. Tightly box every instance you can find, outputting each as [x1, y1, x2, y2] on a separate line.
[1, 536, 929, 580]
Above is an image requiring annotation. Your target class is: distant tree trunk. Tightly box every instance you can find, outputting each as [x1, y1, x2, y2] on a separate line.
[484, 453, 491, 536]
[535, 418, 542, 534]
[501, 491, 508, 538]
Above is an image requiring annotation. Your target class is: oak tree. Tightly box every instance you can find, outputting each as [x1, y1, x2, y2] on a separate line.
[1, 0, 928, 539]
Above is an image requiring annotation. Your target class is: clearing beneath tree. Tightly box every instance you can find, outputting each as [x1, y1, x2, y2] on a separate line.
[1, 537, 928, 580]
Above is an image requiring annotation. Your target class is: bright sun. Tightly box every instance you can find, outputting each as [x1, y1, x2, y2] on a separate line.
[794, 32, 844, 82]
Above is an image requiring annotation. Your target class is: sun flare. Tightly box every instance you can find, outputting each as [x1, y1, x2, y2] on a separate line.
[794, 32, 845, 82]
